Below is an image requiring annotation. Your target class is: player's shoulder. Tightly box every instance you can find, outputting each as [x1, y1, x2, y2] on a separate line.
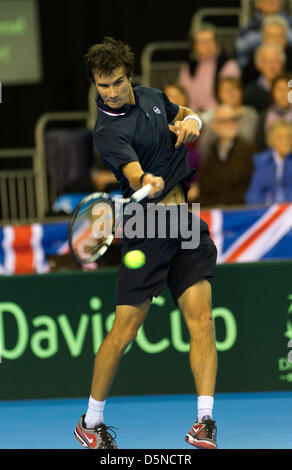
[134, 86, 169, 111]
[93, 120, 120, 145]
[134, 85, 165, 98]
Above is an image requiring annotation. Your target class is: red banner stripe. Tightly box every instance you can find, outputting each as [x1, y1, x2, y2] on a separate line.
[13, 225, 34, 274]
[200, 210, 213, 239]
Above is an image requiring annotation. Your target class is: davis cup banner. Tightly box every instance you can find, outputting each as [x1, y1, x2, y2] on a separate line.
[0, 263, 292, 399]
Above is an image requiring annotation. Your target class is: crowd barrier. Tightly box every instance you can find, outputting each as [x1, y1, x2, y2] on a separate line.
[0, 261, 292, 400]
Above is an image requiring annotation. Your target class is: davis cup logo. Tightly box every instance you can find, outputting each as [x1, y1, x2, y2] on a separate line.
[153, 107, 161, 114]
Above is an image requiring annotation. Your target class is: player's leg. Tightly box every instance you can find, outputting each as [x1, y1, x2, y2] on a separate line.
[74, 299, 151, 449]
[178, 279, 217, 397]
[90, 299, 151, 401]
[178, 279, 218, 449]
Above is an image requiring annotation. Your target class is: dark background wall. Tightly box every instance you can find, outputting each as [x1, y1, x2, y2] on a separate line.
[0, 0, 240, 148]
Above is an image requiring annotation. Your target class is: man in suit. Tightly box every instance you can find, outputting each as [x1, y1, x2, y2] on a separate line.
[244, 43, 286, 112]
[195, 105, 256, 207]
[242, 14, 292, 84]
[246, 120, 292, 204]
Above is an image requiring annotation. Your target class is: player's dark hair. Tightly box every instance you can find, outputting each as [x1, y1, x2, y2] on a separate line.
[84, 37, 135, 83]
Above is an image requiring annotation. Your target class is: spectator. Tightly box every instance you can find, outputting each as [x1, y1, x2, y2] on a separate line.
[246, 120, 292, 204]
[244, 43, 286, 112]
[193, 105, 255, 207]
[179, 23, 241, 117]
[242, 15, 292, 83]
[163, 82, 188, 107]
[256, 73, 292, 150]
[198, 77, 259, 153]
[163, 82, 202, 185]
[236, 0, 292, 68]
[91, 163, 119, 193]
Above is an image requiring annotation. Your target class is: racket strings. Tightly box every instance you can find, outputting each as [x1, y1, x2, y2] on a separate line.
[70, 199, 115, 262]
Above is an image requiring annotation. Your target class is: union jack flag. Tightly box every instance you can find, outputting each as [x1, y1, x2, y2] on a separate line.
[0, 203, 291, 274]
[201, 203, 292, 263]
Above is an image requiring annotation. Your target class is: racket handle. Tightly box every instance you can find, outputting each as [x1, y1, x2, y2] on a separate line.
[131, 184, 152, 202]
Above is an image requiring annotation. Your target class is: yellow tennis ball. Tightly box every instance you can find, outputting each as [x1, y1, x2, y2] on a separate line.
[123, 250, 146, 269]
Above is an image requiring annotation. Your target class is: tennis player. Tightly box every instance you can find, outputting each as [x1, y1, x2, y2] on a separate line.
[74, 37, 218, 450]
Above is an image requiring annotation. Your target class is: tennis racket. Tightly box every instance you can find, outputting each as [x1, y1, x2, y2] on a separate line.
[68, 184, 151, 264]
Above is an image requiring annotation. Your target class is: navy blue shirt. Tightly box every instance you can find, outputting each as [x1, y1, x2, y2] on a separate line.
[93, 86, 194, 203]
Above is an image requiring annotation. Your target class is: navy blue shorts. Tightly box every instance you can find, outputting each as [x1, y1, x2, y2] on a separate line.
[116, 210, 217, 306]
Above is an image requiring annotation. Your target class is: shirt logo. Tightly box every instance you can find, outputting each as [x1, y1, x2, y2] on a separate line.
[153, 106, 161, 114]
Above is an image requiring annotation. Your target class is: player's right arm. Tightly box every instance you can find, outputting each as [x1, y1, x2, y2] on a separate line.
[121, 161, 164, 199]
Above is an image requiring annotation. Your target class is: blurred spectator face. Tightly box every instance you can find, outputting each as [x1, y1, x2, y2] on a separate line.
[256, 46, 285, 81]
[255, 0, 284, 16]
[272, 78, 290, 108]
[217, 79, 243, 108]
[193, 29, 218, 59]
[262, 24, 287, 48]
[164, 84, 187, 106]
[268, 123, 292, 157]
[211, 106, 240, 140]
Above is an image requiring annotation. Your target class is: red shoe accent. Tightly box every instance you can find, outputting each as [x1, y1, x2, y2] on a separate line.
[187, 436, 217, 449]
[77, 425, 97, 448]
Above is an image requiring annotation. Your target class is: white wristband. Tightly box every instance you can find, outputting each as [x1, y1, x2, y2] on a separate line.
[183, 115, 202, 131]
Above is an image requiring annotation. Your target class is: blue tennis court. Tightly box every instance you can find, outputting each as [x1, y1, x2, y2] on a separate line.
[0, 391, 291, 449]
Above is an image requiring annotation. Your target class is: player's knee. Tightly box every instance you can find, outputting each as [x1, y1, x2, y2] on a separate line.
[123, 325, 139, 345]
[187, 309, 214, 336]
[110, 324, 139, 349]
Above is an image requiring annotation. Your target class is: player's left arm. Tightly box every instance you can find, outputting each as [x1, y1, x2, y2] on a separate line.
[169, 106, 202, 148]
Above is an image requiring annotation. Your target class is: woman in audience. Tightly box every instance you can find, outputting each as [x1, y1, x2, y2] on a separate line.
[256, 73, 292, 150]
[246, 120, 292, 204]
[198, 77, 259, 153]
[179, 23, 241, 119]
[163, 82, 188, 107]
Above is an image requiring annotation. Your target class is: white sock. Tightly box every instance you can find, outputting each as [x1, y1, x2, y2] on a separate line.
[84, 396, 106, 429]
[197, 395, 214, 422]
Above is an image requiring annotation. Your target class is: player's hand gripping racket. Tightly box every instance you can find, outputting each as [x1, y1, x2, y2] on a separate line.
[68, 184, 151, 264]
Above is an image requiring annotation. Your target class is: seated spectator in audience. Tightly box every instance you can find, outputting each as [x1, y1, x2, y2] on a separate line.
[246, 120, 292, 204]
[198, 77, 259, 153]
[163, 82, 188, 107]
[242, 15, 292, 84]
[256, 73, 292, 150]
[244, 43, 286, 112]
[91, 151, 119, 193]
[179, 23, 241, 117]
[163, 82, 202, 183]
[190, 105, 255, 206]
[236, 0, 292, 68]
